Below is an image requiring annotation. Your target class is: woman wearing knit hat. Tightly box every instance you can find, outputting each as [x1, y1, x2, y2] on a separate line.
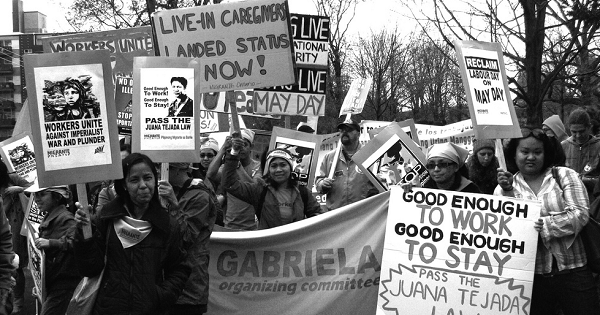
[421, 143, 481, 193]
[223, 144, 323, 229]
[467, 139, 499, 194]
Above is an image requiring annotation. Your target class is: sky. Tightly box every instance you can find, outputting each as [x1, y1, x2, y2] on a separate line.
[0, 0, 415, 37]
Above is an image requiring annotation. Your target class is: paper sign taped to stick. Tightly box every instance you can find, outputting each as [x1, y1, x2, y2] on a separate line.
[152, 0, 296, 92]
[269, 127, 322, 190]
[354, 123, 429, 192]
[41, 27, 155, 129]
[26, 221, 44, 302]
[133, 56, 201, 162]
[454, 41, 521, 139]
[23, 50, 122, 187]
[0, 133, 37, 183]
[339, 77, 372, 116]
[377, 186, 539, 315]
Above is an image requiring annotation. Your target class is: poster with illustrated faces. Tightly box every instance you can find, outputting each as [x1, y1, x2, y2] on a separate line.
[354, 123, 429, 192]
[0, 133, 37, 183]
[269, 127, 322, 191]
[132, 56, 201, 162]
[23, 50, 122, 187]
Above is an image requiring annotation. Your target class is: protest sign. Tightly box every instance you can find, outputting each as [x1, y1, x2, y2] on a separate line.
[354, 123, 429, 192]
[377, 187, 539, 315]
[208, 192, 388, 315]
[133, 56, 201, 162]
[454, 41, 521, 140]
[152, 0, 296, 93]
[200, 90, 277, 118]
[415, 119, 475, 151]
[363, 119, 419, 146]
[269, 127, 322, 190]
[42, 27, 155, 130]
[339, 77, 372, 116]
[254, 14, 329, 116]
[24, 50, 122, 187]
[0, 133, 37, 183]
[26, 222, 45, 302]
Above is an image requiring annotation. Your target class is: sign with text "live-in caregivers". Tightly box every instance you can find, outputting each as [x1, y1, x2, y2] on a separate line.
[377, 187, 540, 315]
[152, 0, 296, 93]
[254, 14, 329, 116]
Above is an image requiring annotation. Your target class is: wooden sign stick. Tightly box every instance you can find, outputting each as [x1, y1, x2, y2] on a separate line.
[76, 183, 92, 239]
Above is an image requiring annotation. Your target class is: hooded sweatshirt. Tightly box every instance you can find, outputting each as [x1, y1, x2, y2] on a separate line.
[543, 115, 568, 142]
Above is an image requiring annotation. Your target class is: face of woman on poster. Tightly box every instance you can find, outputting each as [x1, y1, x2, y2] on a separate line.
[63, 87, 80, 106]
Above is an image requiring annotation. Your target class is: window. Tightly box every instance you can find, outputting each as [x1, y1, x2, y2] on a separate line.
[23, 49, 32, 54]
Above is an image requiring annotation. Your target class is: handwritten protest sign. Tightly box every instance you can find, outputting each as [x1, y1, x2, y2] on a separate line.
[254, 14, 329, 116]
[354, 123, 428, 192]
[0, 133, 37, 183]
[133, 57, 201, 162]
[200, 90, 277, 118]
[454, 41, 521, 139]
[339, 77, 372, 116]
[377, 187, 539, 315]
[416, 119, 475, 151]
[41, 27, 155, 130]
[269, 127, 322, 190]
[152, 0, 296, 92]
[24, 50, 122, 187]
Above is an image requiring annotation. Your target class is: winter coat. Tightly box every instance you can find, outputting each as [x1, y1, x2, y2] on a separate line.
[561, 135, 600, 197]
[74, 197, 190, 315]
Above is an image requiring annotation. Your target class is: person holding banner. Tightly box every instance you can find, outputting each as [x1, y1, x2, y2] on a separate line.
[315, 118, 378, 210]
[466, 139, 498, 194]
[423, 143, 480, 193]
[73, 153, 190, 314]
[26, 184, 80, 315]
[224, 146, 323, 229]
[496, 127, 599, 315]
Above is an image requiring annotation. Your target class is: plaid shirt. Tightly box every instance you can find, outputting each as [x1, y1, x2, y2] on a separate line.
[494, 167, 589, 274]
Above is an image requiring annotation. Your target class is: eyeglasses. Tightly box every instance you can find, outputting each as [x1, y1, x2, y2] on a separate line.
[200, 153, 215, 159]
[425, 161, 454, 170]
[521, 128, 545, 139]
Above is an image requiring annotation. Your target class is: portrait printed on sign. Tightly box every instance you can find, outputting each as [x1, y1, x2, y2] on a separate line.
[33, 64, 112, 171]
[139, 67, 195, 151]
[0, 134, 37, 183]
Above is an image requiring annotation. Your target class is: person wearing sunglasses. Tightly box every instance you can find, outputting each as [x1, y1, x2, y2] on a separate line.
[421, 143, 480, 193]
[192, 138, 219, 182]
[496, 127, 598, 315]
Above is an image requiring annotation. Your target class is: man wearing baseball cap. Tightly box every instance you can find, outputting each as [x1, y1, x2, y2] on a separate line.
[206, 129, 263, 230]
[315, 117, 378, 210]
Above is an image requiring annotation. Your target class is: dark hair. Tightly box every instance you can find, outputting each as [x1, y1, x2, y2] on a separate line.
[60, 79, 86, 105]
[114, 153, 160, 209]
[504, 127, 556, 173]
[568, 108, 591, 127]
[0, 162, 9, 189]
[170, 77, 187, 89]
[120, 143, 131, 154]
[467, 155, 499, 194]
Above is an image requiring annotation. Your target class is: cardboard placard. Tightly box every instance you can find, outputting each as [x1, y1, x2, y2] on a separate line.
[41, 27, 155, 130]
[0, 133, 37, 183]
[199, 90, 277, 118]
[132, 56, 201, 162]
[415, 119, 475, 151]
[353, 123, 429, 192]
[24, 50, 122, 187]
[377, 187, 539, 315]
[339, 77, 372, 116]
[26, 221, 45, 302]
[454, 41, 521, 140]
[268, 127, 323, 190]
[254, 14, 329, 116]
[152, 0, 296, 92]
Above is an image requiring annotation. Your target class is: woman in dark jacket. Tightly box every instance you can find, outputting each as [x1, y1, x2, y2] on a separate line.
[224, 142, 323, 230]
[466, 139, 499, 194]
[73, 153, 190, 315]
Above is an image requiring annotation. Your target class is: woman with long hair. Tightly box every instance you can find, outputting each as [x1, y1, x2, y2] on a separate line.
[466, 139, 499, 194]
[73, 153, 190, 314]
[496, 127, 598, 315]
[224, 138, 323, 229]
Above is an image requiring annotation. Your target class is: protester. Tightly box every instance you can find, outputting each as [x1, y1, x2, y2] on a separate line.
[224, 145, 323, 229]
[168, 77, 193, 117]
[206, 129, 262, 230]
[159, 163, 217, 315]
[466, 139, 498, 194]
[296, 122, 315, 134]
[0, 165, 15, 315]
[93, 142, 131, 214]
[422, 143, 480, 193]
[315, 117, 378, 210]
[542, 114, 568, 142]
[192, 137, 219, 181]
[561, 108, 600, 198]
[0, 162, 30, 314]
[26, 184, 80, 315]
[73, 153, 190, 314]
[496, 127, 598, 315]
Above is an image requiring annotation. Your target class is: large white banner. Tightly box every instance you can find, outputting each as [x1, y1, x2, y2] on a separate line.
[207, 193, 389, 314]
[377, 187, 540, 315]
